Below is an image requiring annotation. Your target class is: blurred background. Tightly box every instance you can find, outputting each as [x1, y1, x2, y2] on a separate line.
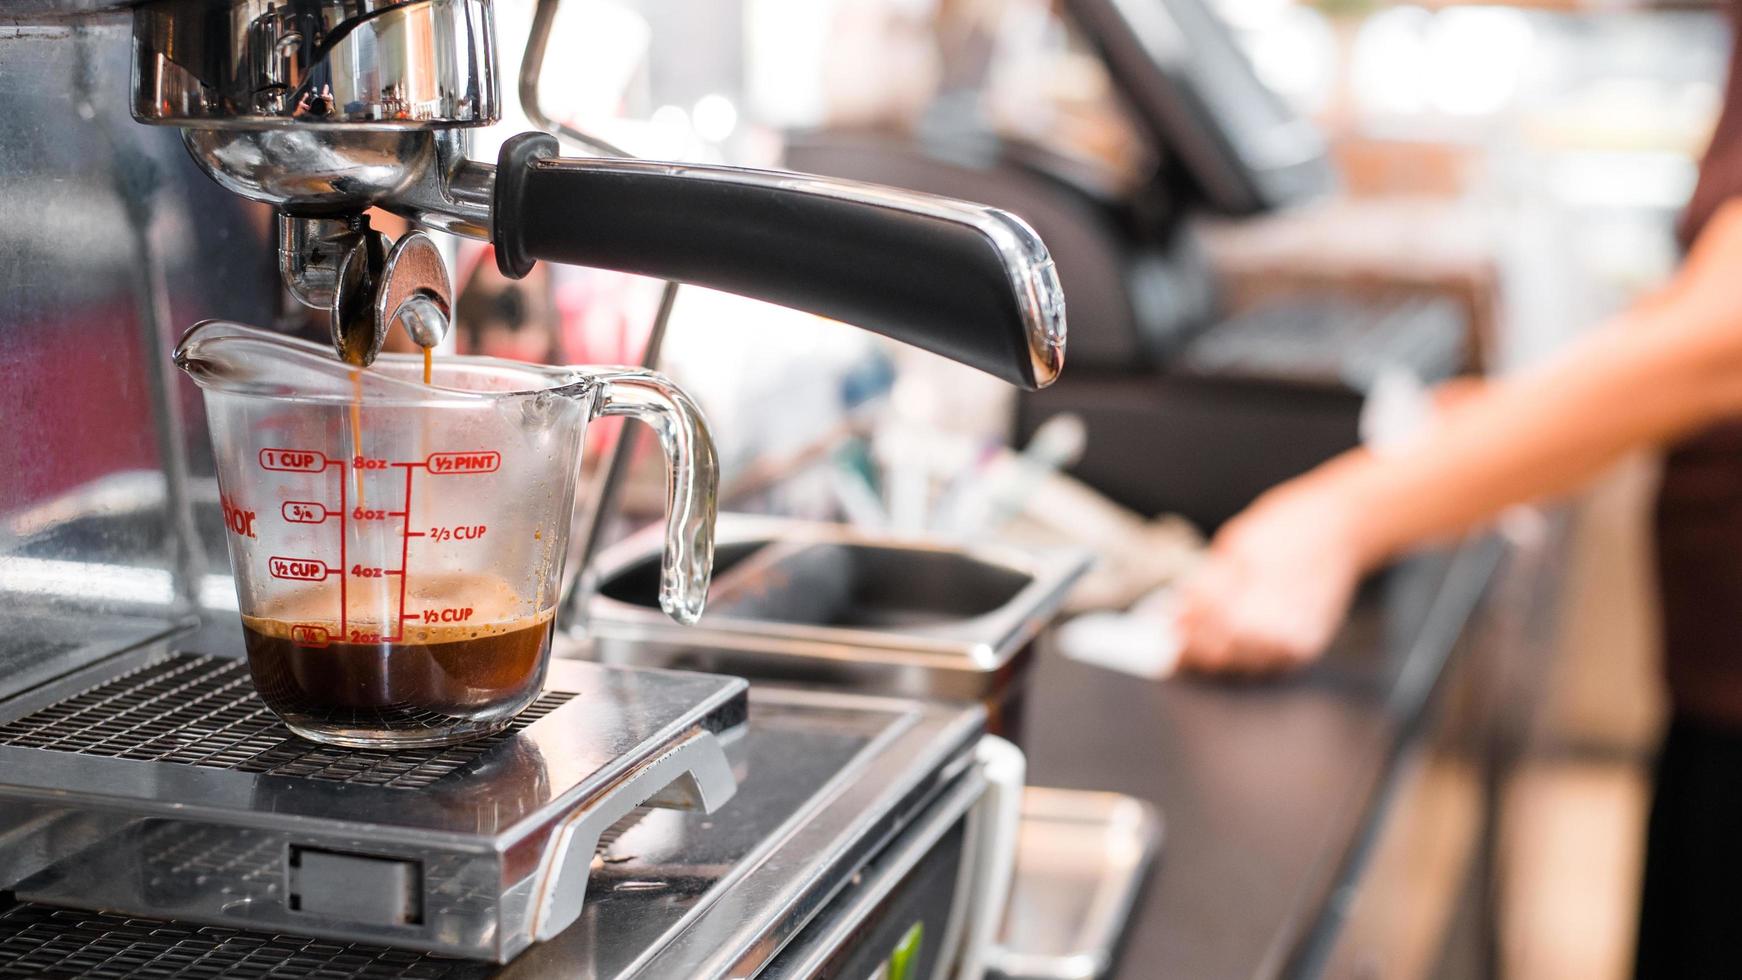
[2, 0, 1730, 972]
[430, 1, 1717, 976]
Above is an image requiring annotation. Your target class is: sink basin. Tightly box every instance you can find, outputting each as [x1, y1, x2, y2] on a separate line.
[583, 517, 1091, 728]
[606, 540, 1035, 631]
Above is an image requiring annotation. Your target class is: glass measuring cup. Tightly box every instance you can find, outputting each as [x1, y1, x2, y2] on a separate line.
[174, 321, 717, 748]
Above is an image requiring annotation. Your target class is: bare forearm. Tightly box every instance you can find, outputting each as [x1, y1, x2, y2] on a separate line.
[1180, 204, 1742, 671]
[1305, 301, 1742, 567]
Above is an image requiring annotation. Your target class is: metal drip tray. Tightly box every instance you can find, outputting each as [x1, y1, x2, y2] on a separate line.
[988, 789, 1161, 980]
[0, 681, 988, 979]
[0, 647, 747, 964]
[0, 904, 488, 980]
[0, 654, 575, 786]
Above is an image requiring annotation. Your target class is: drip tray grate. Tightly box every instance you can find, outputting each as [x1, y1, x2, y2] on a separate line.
[0, 654, 574, 789]
[0, 903, 490, 979]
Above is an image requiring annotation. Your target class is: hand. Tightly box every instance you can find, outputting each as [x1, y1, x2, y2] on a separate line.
[1174, 475, 1371, 675]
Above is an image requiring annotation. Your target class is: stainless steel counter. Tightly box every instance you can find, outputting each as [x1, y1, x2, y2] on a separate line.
[1018, 538, 1507, 980]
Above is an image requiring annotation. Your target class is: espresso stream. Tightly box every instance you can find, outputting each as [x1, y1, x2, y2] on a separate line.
[344, 343, 432, 508]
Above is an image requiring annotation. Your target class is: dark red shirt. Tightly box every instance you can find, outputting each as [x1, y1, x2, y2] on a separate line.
[1657, 18, 1742, 725]
[1682, 24, 1742, 247]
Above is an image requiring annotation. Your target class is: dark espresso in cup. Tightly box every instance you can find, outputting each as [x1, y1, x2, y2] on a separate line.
[240, 579, 554, 746]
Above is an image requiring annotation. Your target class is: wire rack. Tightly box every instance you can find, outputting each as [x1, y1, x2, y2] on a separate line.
[0, 654, 574, 789]
[0, 904, 492, 979]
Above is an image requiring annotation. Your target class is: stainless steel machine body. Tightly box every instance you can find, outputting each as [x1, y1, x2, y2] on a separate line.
[0, 651, 747, 963]
[500, 684, 992, 979]
[0, 636, 997, 976]
[0, 5, 276, 704]
[0, 6, 1048, 976]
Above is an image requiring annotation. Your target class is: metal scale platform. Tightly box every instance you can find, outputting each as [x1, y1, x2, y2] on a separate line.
[0, 644, 747, 963]
[0, 629, 991, 978]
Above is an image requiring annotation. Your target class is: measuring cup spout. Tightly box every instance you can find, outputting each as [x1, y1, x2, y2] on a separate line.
[173, 319, 420, 399]
[562, 369, 719, 625]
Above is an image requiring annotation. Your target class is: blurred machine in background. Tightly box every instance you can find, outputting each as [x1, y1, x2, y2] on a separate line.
[786, 0, 1471, 531]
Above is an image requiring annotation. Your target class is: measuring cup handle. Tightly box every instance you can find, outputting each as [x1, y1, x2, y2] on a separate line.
[589, 370, 718, 625]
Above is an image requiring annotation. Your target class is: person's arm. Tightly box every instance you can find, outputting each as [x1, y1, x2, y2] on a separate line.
[1175, 200, 1742, 673]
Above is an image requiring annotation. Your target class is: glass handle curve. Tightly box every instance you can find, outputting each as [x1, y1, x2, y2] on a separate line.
[591, 370, 718, 625]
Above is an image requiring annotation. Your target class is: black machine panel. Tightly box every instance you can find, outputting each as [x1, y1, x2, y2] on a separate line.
[1063, 0, 1336, 215]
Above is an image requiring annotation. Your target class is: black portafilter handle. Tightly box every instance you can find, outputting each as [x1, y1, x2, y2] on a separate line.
[491, 133, 1066, 390]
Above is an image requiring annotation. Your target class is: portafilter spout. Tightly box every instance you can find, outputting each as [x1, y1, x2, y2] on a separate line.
[131, 0, 1066, 387]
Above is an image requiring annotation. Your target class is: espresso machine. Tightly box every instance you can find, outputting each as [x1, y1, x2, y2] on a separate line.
[0, 1, 1142, 977]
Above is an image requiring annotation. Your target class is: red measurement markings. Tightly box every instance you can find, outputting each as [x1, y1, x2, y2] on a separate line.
[290, 624, 330, 648]
[371, 463, 425, 647]
[387, 461, 418, 643]
[268, 556, 331, 581]
[337, 455, 347, 638]
[348, 564, 401, 579]
[353, 456, 390, 470]
[350, 506, 403, 521]
[281, 501, 331, 524]
[404, 606, 475, 625]
[259, 449, 328, 472]
[426, 525, 486, 543]
[425, 450, 500, 474]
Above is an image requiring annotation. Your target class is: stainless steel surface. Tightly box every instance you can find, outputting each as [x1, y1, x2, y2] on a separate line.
[328, 223, 391, 364]
[282, 215, 453, 362]
[760, 765, 989, 980]
[987, 788, 1162, 980]
[0, 657, 745, 842]
[529, 726, 737, 944]
[278, 215, 351, 310]
[392, 292, 450, 347]
[131, 0, 498, 128]
[0, 655, 575, 784]
[0, 651, 747, 962]
[181, 126, 492, 243]
[382, 138, 495, 238]
[0, 685, 988, 978]
[184, 126, 442, 211]
[0, 15, 279, 701]
[129, 0, 499, 345]
[586, 515, 1092, 701]
[375, 230, 453, 347]
[497, 685, 987, 979]
[0, 904, 492, 979]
